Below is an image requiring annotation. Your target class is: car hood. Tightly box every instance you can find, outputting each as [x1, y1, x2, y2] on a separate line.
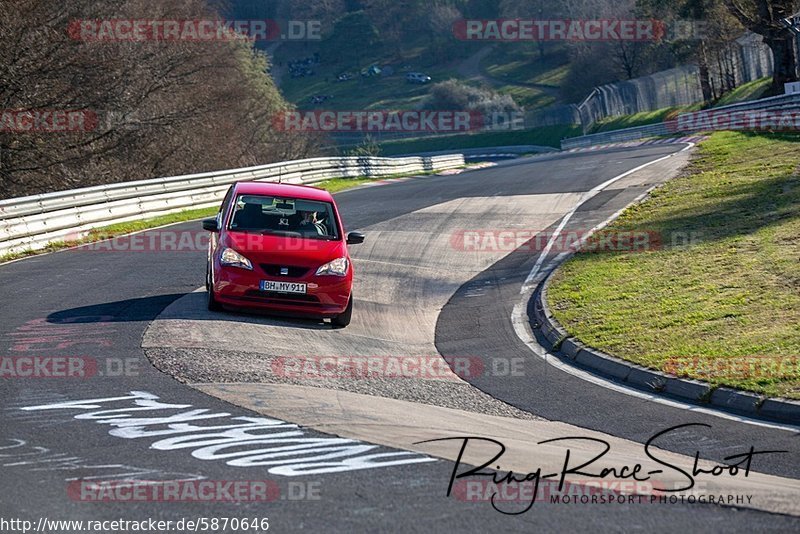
[224, 231, 346, 267]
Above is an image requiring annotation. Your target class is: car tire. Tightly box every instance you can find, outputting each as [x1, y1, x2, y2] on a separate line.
[332, 296, 353, 328]
[207, 268, 222, 312]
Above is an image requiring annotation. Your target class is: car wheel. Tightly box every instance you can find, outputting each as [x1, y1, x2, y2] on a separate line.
[207, 269, 222, 312]
[332, 296, 353, 328]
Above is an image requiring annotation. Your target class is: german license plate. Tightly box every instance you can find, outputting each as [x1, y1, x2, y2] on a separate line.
[260, 280, 307, 294]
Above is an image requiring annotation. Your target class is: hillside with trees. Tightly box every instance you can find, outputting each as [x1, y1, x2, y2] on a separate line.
[0, 0, 316, 199]
[2, 0, 797, 198]
[242, 0, 797, 106]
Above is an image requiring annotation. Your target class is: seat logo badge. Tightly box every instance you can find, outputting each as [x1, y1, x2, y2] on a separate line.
[280, 267, 289, 275]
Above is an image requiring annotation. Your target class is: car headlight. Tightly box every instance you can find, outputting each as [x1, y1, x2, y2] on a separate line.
[316, 257, 349, 276]
[220, 248, 253, 270]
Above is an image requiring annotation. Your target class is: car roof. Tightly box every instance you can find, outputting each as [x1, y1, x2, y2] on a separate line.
[233, 181, 334, 202]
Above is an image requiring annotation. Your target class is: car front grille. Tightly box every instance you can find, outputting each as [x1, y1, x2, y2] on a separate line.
[259, 264, 311, 278]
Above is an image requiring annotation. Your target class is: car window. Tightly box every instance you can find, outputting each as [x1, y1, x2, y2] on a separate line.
[228, 194, 339, 240]
[219, 186, 234, 213]
[217, 185, 235, 227]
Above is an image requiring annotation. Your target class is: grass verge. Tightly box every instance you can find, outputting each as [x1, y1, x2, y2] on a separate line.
[587, 78, 771, 135]
[590, 105, 702, 133]
[713, 77, 772, 107]
[481, 46, 569, 88]
[547, 131, 800, 399]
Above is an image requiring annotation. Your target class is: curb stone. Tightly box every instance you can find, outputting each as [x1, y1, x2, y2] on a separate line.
[531, 271, 800, 425]
[711, 387, 763, 413]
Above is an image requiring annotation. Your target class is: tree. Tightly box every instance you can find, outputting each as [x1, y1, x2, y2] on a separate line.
[0, 0, 313, 198]
[500, 0, 561, 59]
[638, 0, 748, 101]
[324, 11, 380, 68]
[723, 0, 800, 92]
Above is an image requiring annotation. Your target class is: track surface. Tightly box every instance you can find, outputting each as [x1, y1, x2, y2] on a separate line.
[1, 145, 798, 532]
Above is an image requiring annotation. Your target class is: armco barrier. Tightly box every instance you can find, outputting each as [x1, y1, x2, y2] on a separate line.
[561, 91, 800, 150]
[0, 154, 464, 257]
[561, 123, 670, 149]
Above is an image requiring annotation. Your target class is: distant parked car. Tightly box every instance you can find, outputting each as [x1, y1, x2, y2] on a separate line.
[406, 72, 431, 84]
[361, 65, 382, 77]
[309, 95, 333, 105]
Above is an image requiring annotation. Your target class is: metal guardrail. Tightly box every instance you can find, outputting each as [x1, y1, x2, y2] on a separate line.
[561, 92, 800, 150]
[0, 154, 465, 257]
[561, 123, 671, 150]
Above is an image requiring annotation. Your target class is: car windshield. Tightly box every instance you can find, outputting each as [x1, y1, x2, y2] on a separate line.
[228, 194, 339, 240]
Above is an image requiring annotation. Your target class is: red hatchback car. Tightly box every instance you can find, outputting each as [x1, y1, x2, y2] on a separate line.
[202, 182, 364, 327]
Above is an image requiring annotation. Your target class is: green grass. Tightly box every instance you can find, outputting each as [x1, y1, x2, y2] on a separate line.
[714, 77, 772, 108]
[87, 207, 219, 236]
[587, 77, 772, 135]
[0, 173, 427, 264]
[495, 85, 556, 110]
[318, 170, 445, 192]
[481, 46, 569, 88]
[376, 125, 581, 155]
[590, 105, 702, 133]
[547, 131, 800, 399]
[317, 176, 384, 193]
[479, 46, 568, 110]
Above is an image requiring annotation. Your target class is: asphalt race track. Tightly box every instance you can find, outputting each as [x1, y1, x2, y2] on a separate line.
[2, 145, 799, 532]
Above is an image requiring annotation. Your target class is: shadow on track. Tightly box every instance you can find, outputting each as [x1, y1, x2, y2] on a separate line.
[46, 292, 331, 330]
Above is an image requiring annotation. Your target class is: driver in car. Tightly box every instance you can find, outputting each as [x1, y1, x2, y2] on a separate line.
[297, 210, 326, 236]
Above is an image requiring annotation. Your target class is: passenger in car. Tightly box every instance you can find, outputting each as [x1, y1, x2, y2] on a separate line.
[231, 203, 264, 229]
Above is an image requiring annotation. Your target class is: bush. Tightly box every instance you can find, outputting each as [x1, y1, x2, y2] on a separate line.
[346, 135, 382, 157]
[425, 80, 521, 116]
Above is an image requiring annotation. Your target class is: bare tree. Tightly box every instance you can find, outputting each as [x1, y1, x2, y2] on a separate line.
[0, 0, 313, 198]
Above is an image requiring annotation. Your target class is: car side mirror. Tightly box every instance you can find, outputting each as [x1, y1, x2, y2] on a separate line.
[202, 218, 219, 232]
[346, 231, 365, 245]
